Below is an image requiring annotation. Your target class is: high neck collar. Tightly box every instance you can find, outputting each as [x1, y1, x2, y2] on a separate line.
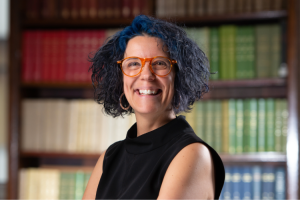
[125, 115, 191, 154]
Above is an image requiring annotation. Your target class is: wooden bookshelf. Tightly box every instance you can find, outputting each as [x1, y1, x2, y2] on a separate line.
[22, 10, 287, 28]
[7, 0, 300, 199]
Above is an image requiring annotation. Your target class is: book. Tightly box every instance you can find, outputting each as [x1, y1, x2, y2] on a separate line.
[231, 166, 242, 199]
[235, 99, 243, 153]
[209, 27, 219, 80]
[223, 166, 232, 200]
[266, 98, 275, 151]
[228, 99, 236, 154]
[252, 165, 262, 200]
[204, 101, 214, 148]
[242, 166, 252, 200]
[262, 166, 276, 199]
[214, 100, 222, 153]
[257, 98, 266, 152]
[194, 101, 205, 140]
[248, 98, 258, 152]
[270, 24, 282, 78]
[275, 167, 286, 199]
[222, 100, 229, 153]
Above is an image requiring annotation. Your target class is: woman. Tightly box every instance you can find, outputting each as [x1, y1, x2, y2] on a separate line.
[83, 15, 225, 199]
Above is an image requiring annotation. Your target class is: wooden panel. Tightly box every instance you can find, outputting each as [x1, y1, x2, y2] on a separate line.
[286, 0, 300, 199]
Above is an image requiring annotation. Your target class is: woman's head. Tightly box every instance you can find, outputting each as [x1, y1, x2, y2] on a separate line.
[90, 15, 210, 118]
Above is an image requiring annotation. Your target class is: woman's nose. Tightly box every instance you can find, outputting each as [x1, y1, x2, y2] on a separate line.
[140, 62, 155, 80]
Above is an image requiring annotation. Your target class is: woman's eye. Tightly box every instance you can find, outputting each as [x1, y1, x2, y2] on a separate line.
[128, 62, 141, 67]
[153, 61, 167, 66]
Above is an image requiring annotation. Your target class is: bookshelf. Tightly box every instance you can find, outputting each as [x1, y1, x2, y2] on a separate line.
[7, 0, 300, 199]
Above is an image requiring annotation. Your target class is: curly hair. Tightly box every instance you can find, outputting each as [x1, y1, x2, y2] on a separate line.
[89, 15, 210, 117]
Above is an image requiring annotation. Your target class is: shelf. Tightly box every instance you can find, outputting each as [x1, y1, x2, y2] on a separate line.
[220, 152, 286, 163]
[21, 151, 286, 163]
[21, 151, 101, 159]
[209, 78, 286, 88]
[22, 11, 287, 29]
[22, 82, 94, 89]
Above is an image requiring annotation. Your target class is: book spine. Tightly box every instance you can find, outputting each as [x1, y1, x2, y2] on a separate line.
[242, 166, 253, 200]
[222, 100, 229, 153]
[235, 26, 244, 79]
[266, 98, 275, 151]
[270, 24, 281, 78]
[262, 166, 276, 199]
[214, 100, 222, 153]
[22, 31, 33, 82]
[257, 98, 266, 152]
[243, 99, 250, 152]
[275, 167, 286, 199]
[122, 0, 131, 18]
[219, 26, 226, 80]
[245, 26, 255, 79]
[228, 26, 236, 80]
[248, 98, 258, 152]
[281, 99, 288, 153]
[274, 99, 283, 152]
[235, 99, 243, 153]
[74, 171, 85, 199]
[205, 101, 214, 148]
[232, 166, 242, 199]
[252, 165, 262, 200]
[228, 99, 236, 154]
[209, 27, 219, 80]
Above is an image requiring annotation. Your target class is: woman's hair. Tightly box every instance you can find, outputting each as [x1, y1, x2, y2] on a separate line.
[89, 15, 210, 117]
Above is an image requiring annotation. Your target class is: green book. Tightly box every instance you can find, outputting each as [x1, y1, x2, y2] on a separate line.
[74, 171, 85, 200]
[228, 99, 236, 154]
[222, 100, 229, 153]
[219, 26, 228, 80]
[195, 101, 205, 140]
[243, 99, 250, 152]
[281, 99, 288, 153]
[228, 26, 236, 80]
[214, 100, 222, 153]
[248, 98, 258, 152]
[59, 171, 76, 199]
[266, 98, 275, 151]
[205, 101, 214, 147]
[257, 98, 266, 152]
[270, 24, 281, 78]
[235, 26, 246, 79]
[235, 99, 243, 153]
[245, 26, 255, 79]
[197, 27, 210, 58]
[255, 25, 271, 78]
[209, 27, 219, 80]
[274, 99, 283, 152]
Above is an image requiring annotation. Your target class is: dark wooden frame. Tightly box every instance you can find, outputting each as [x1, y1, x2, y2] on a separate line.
[7, 0, 300, 199]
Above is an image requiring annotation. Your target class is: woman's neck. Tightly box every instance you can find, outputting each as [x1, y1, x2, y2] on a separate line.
[135, 111, 176, 137]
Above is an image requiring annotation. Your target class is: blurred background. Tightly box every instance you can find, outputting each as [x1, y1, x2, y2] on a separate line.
[2, 0, 300, 199]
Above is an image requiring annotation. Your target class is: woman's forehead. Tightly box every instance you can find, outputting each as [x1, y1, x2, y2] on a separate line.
[124, 36, 168, 58]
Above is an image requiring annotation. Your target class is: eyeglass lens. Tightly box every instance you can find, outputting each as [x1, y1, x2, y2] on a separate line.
[122, 57, 171, 76]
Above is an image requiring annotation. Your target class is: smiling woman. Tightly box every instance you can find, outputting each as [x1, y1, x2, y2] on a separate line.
[83, 15, 225, 200]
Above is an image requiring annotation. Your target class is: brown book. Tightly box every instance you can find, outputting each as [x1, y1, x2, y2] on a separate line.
[25, 0, 40, 19]
[60, 0, 71, 19]
[227, 0, 236, 14]
[176, 0, 186, 17]
[122, 0, 131, 18]
[273, 0, 284, 10]
[79, 0, 89, 18]
[206, 0, 214, 15]
[132, 0, 141, 17]
[244, 0, 253, 13]
[187, 0, 196, 17]
[41, 0, 58, 19]
[70, 0, 80, 19]
[196, 0, 205, 16]
[105, 0, 114, 18]
[98, 0, 106, 19]
[88, 0, 98, 19]
[254, 0, 265, 12]
[113, 0, 122, 18]
[236, 0, 244, 13]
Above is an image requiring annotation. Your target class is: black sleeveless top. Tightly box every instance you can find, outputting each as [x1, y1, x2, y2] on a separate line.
[96, 115, 225, 199]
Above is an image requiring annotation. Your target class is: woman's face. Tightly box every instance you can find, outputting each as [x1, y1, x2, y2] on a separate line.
[123, 35, 175, 116]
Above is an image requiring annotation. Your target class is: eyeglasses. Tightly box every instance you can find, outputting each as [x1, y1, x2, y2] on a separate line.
[117, 56, 177, 77]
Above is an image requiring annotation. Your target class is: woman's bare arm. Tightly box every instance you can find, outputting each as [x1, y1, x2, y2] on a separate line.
[157, 143, 215, 199]
[82, 150, 107, 200]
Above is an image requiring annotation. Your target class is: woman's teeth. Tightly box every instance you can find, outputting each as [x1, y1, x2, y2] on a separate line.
[139, 90, 158, 95]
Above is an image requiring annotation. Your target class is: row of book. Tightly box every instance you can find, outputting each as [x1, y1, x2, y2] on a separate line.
[22, 29, 119, 83]
[156, 0, 286, 18]
[19, 167, 92, 200]
[220, 165, 285, 200]
[22, 98, 287, 154]
[185, 24, 284, 80]
[22, 99, 136, 153]
[185, 98, 288, 153]
[24, 0, 151, 20]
